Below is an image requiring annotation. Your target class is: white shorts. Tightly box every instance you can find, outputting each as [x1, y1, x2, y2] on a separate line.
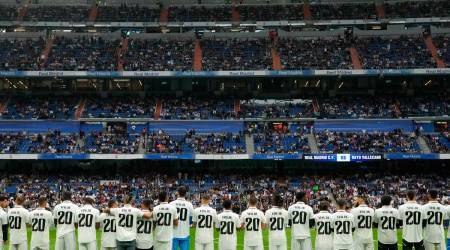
[269, 240, 287, 250]
[219, 240, 237, 250]
[353, 239, 374, 250]
[291, 237, 312, 250]
[334, 244, 353, 250]
[31, 244, 50, 250]
[9, 242, 27, 250]
[243, 243, 264, 250]
[424, 240, 446, 250]
[154, 241, 172, 250]
[79, 241, 97, 250]
[55, 232, 77, 250]
[195, 242, 214, 250]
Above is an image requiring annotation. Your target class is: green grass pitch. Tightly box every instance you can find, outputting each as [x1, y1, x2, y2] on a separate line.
[3, 228, 436, 250]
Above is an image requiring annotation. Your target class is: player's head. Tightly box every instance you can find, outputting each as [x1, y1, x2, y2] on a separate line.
[248, 195, 258, 207]
[123, 195, 133, 205]
[177, 186, 187, 198]
[0, 195, 8, 208]
[406, 190, 416, 201]
[158, 191, 168, 202]
[108, 199, 118, 208]
[38, 197, 47, 208]
[318, 200, 329, 211]
[380, 195, 392, 206]
[295, 191, 307, 203]
[201, 194, 210, 205]
[83, 196, 94, 205]
[222, 199, 232, 210]
[272, 193, 283, 207]
[428, 189, 438, 200]
[355, 195, 368, 206]
[61, 191, 72, 201]
[336, 198, 346, 210]
[15, 195, 25, 206]
[141, 199, 151, 210]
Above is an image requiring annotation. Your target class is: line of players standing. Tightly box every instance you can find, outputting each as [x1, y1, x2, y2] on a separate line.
[0, 187, 448, 250]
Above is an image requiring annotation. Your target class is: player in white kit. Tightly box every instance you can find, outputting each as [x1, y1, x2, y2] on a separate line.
[53, 191, 79, 250]
[351, 196, 374, 250]
[0, 196, 8, 250]
[192, 194, 217, 250]
[240, 196, 267, 250]
[374, 196, 399, 250]
[153, 191, 179, 250]
[99, 200, 118, 250]
[76, 197, 100, 250]
[136, 199, 154, 250]
[107, 195, 152, 250]
[288, 192, 315, 250]
[265, 193, 289, 250]
[314, 201, 334, 250]
[170, 186, 194, 250]
[398, 191, 425, 250]
[216, 199, 241, 250]
[30, 197, 54, 250]
[331, 199, 355, 250]
[8, 195, 29, 250]
[422, 190, 447, 250]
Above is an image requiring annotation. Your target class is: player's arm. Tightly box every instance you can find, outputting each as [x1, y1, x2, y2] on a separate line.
[173, 209, 179, 227]
[142, 210, 152, 219]
[1, 213, 8, 243]
[372, 213, 378, 228]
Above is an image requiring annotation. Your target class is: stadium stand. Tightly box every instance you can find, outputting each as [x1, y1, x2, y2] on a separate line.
[0, 38, 45, 71]
[24, 6, 89, 22]
[1, 96, 78, 120]
[237, 4, 303, 21]
[83, 96, 155, 119]
[310, 3, 377, 20]
[96, 4, 160, 22]
[384, 0, 450, 18]
[168, 5, 232, 22]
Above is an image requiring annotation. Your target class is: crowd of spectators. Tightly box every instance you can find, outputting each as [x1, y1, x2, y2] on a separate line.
[184, 130, 245, 154]
[201, 38, 272, 71]
[424, 133, 450, 153]
[96, 4, 160, 22]
[277, 38, 352, 70]
[0, 5, 16, 21]
[398, 95, 449, 117]
[24, 6, 89, 22]
[355, 36, 435, 69]
[1, 96, 77, 120]
[123, 39, 194, 71]
[237, 4, 303, 21]
[319, 96, 399, 119]
[0, 38, 44, 71]
[84, 131, 140, 154]
[83, 96, 155, 119]
[240, 99, 313, 119]
[168, 6, 231, 22]
[23, 130, 79, 154]
[384, 1, 450, 19]
[435, 35, 450, 66]
[45, 37, 119, 71]
[315, 129, 420, 153]
[161, 98, 235, 120]
[310, 3, 376, 20]
[0, 133, 23, 153]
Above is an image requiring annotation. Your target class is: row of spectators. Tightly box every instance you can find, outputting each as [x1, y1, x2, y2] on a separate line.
[0, 172, 447, 211]
[0, 96, 447, 119]
[2, 1, 448, 22]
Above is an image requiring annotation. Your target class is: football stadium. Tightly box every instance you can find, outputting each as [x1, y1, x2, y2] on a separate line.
[0, 0, 448, 249]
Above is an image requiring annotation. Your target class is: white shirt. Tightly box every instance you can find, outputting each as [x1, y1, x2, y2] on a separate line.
[374, 206, 399, 244]
[76, 205, 100, 243]
[99, 213, 117, 248]
[216, 210, 241, 247]
[110, 205, 145, 242]
[287, 202, 314, 239]
[331, 210, 355, 247]
[8, 205, 30, 244]
[398, 201, 424, 243]
[422, 201, 447, 243]
[170, 198, 194, 239]
[351, 204, 374, 243]
[240, 207, 266, 247]
[447, 205, 450, 239]
[0, 209, 7, 244]
[314, 211, 333, 249]
[30, 208, 54, 247]
[136, 209, 153, 249]
[53, 200, 78, 237]
[193, 205, 217, 244]
[265, 207, 289, 245]
[153, 202, 178, 242]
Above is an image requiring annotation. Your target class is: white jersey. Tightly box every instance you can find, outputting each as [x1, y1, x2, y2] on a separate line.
[447, 205, 450, 239]
[265, 207, 289, 245]
[30, 208, 53, 248]
[99, 213, 117, 248]
[374, 206, 399, 244]
[153, 202, 178, 242]
[331, 210, 355, 247]
[217, 210, 241, 248]
[398, 201, 424, 243]
[314, 211, 334, 250]
[193, 205, 217, 244]
[240, 207, 266, 247]
[351, 204, 374, 243]
[110, 205, 145, 241]
[76, 205, 100, 243]
[422, 201, 447, 243]
[287, 202, 314, 239]
[53, 200, 78, 237]
[0, 209, 7, 244]
[136, 209, 153, 249]
[170, 198, 194, 239]
[8, 205, 30, 244]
